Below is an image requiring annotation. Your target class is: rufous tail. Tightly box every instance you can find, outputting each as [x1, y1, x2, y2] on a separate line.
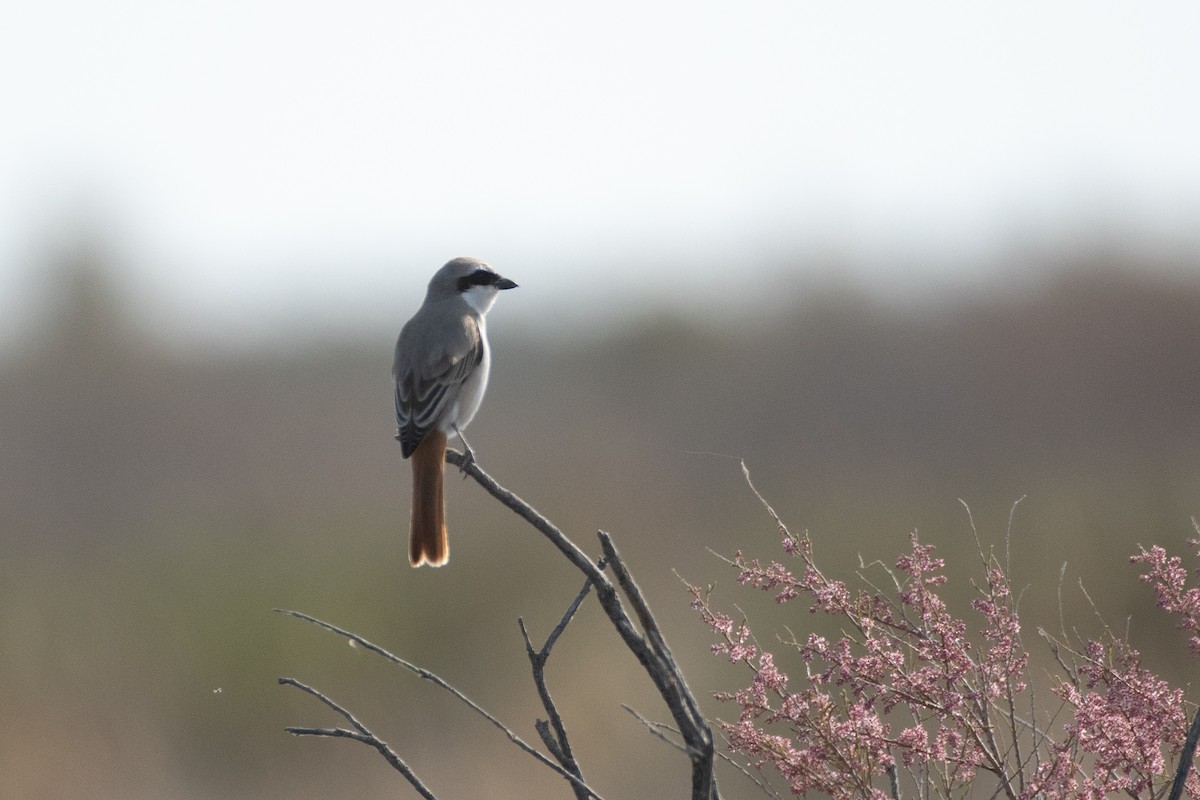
[409, 429, 448, 567]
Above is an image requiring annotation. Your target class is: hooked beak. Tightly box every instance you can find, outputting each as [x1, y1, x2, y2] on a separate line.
[496, 277, 518, 290]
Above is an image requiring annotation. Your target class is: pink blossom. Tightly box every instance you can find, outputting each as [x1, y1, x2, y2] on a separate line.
[692, 526, 1200, 798]
[1132, 540, 1200, 654]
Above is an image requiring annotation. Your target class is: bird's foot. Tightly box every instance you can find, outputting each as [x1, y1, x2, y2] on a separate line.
[452, 424, 476, 476]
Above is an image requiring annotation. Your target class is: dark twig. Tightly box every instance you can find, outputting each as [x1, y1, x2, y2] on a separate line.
[886, 763, 901, 800]
[445, 449, 718, 800]
[277, 677, 438, 800]
[600, 532, 710, 744]
[598, 533, 718, 799]
[282, 451, 715, 799]
[519, 578, 596, 800]
[1168, 705, 1200, 800]
[621, 704, 690, 754]
[276, 609, 605, 800]
[624, 707, 781, 800]
[446, 448, 600, 578]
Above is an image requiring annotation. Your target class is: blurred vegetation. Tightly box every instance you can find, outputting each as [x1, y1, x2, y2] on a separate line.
[3, 237, 1200, 799]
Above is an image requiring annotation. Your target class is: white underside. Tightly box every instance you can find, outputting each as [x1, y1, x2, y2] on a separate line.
[440, 315, 490, 435]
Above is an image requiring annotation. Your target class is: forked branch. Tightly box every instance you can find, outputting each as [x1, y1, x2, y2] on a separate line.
[520, 578, 596, 800]
[277, 609, 606, 800]
[447, 448, 717, 799]
[279, 450, 717, 799]
[278, 676, 437, 800]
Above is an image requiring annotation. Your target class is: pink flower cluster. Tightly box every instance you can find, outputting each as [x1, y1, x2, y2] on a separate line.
[1132, 540, 1200, 654]
[1027, 637, 1189, 798]
[691, 527, 1200, 799]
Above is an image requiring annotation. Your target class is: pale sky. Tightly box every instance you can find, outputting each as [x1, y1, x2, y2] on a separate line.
[2, 1, 1199, 346]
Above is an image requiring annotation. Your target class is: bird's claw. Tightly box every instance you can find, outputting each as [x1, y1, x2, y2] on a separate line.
[452, 424, 475, 477]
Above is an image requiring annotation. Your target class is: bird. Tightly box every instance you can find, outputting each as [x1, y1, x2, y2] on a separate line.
[393, 257, 517, 567]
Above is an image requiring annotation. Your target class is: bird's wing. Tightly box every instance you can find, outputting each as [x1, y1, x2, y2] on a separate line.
[394, 313, 483, 458]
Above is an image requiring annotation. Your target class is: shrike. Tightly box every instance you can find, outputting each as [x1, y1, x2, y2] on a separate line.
[393, 257, 517, 567]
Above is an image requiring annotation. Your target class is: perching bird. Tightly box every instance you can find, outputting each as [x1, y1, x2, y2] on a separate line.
[392, 257, 517, 567]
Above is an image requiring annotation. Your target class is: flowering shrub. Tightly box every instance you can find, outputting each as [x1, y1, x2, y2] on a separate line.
[691, 511, 1200, 799]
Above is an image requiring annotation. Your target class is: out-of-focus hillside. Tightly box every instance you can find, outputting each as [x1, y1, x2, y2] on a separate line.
[3, 243, 1200, 798]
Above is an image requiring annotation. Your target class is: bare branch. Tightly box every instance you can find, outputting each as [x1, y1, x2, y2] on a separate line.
[276, 609, 606, 800]
[534, 719, 566, 764]
[446, 448, 601, 579]
[445, 449, 718, 800]
[281, 449, 717, 799]
[621, 704, 689, 755]
[277, 677, 438, 800]
[624, 706, 781, 800]
[886, 763, 901, 800]
[738, 458, 792, 539]
[598, 533, 717, 799]
[1167, 704, 1200, 800]
[601, 533, 709, 745]
[519, 577, 596, 800]
[528, 576, 594, 663]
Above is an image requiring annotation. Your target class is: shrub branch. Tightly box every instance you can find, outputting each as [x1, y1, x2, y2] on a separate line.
[278, 449, 717, 799]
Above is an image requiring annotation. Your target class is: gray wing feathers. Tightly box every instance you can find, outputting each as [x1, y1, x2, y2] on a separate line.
[394, 311, 482, 458]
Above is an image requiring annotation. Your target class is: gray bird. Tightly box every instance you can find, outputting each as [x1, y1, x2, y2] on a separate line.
[393, 257, 517, 567]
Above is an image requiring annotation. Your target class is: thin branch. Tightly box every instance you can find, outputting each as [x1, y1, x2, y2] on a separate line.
[276, 609, 606, 800]
[282, 450, 716, 799]
[621, 704, 689, 754]
[886, 763, 901, 800]
[598, 532, 717, 800]
[534, 719, 566, 765]
[1056, 562, 1071, 645]
[624, 707, 777, 800]
[739, 459, 792, 538]
[277, 677, 438, 800]
[519, 577, 596, 800]
[536, 576, 594, 659]
[446, 448, 601, 580]
[444, 448, 717, 800]
[1167, 704, 1200, 800]
[1004, 495, 1026, 581]
[713, 725, 785, 800]
[602, 533, 706, 732]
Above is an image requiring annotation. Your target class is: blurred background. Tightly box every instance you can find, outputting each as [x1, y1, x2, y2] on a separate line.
[4, 2, 1200, 798]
